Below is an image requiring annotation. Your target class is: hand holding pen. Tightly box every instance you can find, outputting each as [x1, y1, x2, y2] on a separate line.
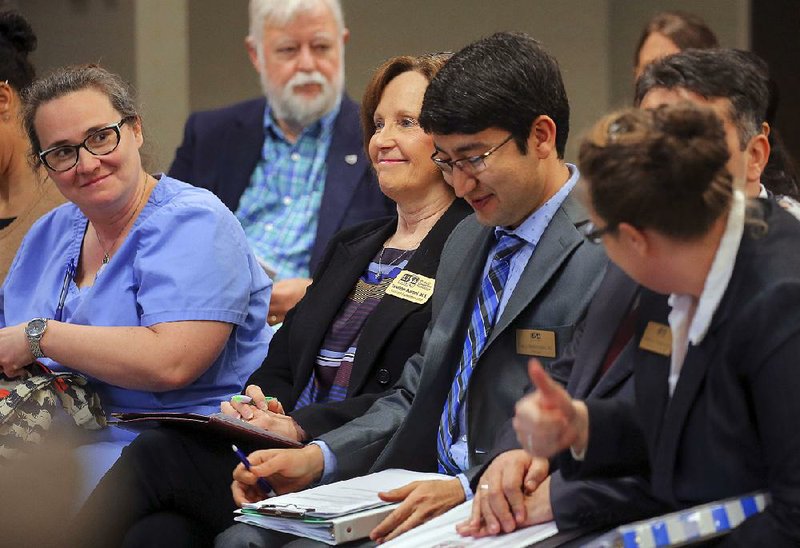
[223, 385, 284, 421]
[232, 444, 276, 499]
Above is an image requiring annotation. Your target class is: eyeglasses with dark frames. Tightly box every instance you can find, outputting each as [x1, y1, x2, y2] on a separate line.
[39, 116, 136, 172]
[430, 134, 514, 176]
[581, 221, 617, 244]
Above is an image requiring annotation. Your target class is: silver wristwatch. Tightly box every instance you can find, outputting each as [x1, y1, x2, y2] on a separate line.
[25, 317, 48, 359]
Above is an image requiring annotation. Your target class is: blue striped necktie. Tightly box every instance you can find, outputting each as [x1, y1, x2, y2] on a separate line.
[436, 232, 526, 474]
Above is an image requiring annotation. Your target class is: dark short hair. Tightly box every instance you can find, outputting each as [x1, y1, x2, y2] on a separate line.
[634, 11, 718, 68]
[22, 64, 140, 166]
[0, 10, 37, 91]
[419, 32, 570, 158]
[580, 104, 732, 241]
[634, 48, 770, 150]
[360, 52, 451, 154]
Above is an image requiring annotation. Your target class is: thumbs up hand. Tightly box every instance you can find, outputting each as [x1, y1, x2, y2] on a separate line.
[513, 359, 590, 459]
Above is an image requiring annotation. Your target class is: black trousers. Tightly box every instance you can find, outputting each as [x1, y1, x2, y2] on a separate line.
[71, 427, 257, 548]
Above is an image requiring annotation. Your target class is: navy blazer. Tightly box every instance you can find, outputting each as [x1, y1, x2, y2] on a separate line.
[168, 95, 395, 273]
[246, 199, 473, 439]
[563, 200, 800, 544]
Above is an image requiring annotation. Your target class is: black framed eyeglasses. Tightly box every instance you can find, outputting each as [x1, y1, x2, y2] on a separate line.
[431, 134, 513, 176]
[39, 116, 135, 172]
[581, 221, 617, 244]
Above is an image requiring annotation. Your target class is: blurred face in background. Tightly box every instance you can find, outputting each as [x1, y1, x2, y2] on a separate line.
[640, 88, 751, 187]
[247, 2, 347, 128]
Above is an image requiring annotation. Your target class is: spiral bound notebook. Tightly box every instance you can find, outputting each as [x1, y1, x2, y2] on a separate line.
[109, 411, 303, 448]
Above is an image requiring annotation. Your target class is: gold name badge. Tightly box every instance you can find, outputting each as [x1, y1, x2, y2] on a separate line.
[639, 321, 672, 356]
[386, 270, 435, 304]
[516, 329, 557, 358]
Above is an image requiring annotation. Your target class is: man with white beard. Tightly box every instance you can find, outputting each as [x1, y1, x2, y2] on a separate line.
[169, 0, 393, 324]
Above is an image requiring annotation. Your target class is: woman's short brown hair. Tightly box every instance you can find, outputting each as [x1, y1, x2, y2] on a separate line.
[579, 103, 732, 241]
[360, 53, 451, 153]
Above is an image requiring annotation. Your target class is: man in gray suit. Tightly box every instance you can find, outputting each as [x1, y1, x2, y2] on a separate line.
[220, 32, 607, 546]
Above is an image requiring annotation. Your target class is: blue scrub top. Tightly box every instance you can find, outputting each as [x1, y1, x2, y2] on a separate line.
[0, 175, 272, 416]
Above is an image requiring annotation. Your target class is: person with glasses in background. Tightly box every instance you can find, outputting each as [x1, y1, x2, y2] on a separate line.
[0, 64, 272, 498]
[0, 11, 65, 284]
[216, 31, 606, 547]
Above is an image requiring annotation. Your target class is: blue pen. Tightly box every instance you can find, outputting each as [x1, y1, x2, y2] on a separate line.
[232, 444, 275, 496]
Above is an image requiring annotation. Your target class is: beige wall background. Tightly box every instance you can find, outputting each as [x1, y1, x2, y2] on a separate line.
[9, 0, 748, 170]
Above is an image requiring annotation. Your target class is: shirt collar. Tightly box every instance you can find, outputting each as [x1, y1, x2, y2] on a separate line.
[668, 187, 746, 346]
[262, 97, 342, 142]
[495, 163, 580, 245]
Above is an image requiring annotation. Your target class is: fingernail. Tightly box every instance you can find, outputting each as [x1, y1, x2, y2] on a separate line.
[516, 511, 525, 522]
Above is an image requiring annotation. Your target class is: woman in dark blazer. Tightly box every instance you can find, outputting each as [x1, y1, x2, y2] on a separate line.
[75, 53, 472, 547]
[245, 198, 470, 440]
[515, 105, 800, 545]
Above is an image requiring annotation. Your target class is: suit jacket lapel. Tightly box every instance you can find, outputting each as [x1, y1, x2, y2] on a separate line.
[218, 99, 265, 211]
[651, 293, 734, 500]
[290, 223, 393, 398]
[487, 196, 585, 349]
[315, 97, 371, 252]
[650, 335, 719, 500]
[573, 266, 640, 398]
[435, 225, 495, 377]
[348, 201, 471, 394]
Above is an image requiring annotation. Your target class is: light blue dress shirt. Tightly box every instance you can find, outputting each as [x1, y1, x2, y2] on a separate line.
[235, 102, 339, 281]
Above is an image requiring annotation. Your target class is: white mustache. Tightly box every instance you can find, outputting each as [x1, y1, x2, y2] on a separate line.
[286, 71, 328, 89]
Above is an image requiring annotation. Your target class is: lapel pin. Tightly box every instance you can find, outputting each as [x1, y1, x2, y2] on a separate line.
[344, 154, 358, 165]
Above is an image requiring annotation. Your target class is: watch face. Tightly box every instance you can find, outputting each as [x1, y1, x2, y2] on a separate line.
[26, 318, 47, 337]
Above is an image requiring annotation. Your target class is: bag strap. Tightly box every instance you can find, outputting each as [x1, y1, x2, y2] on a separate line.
[49, 371, 107, 429]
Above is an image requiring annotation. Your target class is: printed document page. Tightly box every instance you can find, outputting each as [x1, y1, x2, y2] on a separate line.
[244, 468, 451, 518]
[382, 500, 558, 548]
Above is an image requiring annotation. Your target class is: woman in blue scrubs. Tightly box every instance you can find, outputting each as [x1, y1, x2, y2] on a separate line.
[0, 64, 272, 494]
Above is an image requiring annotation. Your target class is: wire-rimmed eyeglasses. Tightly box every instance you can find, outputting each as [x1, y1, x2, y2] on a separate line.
[431, 134, 513, 177]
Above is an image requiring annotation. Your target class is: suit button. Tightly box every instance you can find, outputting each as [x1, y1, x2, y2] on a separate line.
[377, 369, 391, 385]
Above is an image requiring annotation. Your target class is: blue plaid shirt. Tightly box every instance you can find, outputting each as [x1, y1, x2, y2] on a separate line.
[234, 101, 340, 280]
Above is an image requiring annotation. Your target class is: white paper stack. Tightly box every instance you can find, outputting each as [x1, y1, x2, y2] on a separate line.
[234, 469, 451, 545]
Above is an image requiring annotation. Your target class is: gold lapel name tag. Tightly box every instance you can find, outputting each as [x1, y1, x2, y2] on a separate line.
[639, 321, 672, 356]
[386, 270, 435, 304]
[516, 329, 557, 358]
